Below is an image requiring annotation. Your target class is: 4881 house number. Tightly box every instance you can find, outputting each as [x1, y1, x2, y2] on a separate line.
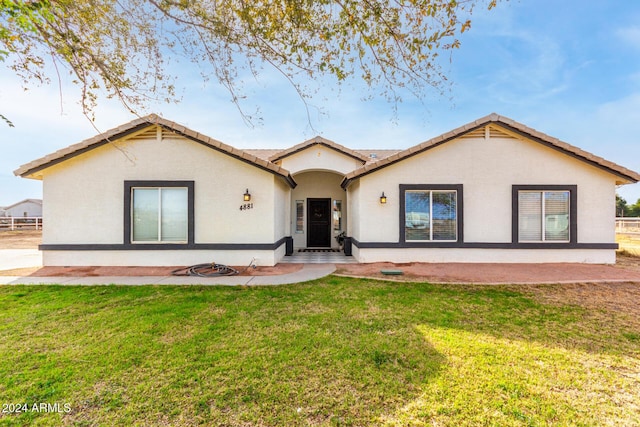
[239, 203, 254, 211]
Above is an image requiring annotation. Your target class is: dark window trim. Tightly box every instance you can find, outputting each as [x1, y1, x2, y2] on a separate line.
[399, 184, 464, 244]
[124, 180, 195, 247]
[512, 185, 577, 244]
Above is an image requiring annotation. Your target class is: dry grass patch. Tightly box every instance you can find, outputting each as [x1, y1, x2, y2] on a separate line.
[617, 233, 640, 257]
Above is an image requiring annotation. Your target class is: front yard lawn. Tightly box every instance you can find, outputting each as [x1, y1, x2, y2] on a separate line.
[1, 278, 639, 426]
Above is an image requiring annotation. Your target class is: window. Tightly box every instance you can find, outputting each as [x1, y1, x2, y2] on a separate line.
[295, 200, 304, 233]
[518, 191, 569, 242]
[333, 200, 342, 231]
[513, 186, 576, 244]
[124, 181, 194, 245]
[401, 185, 461, 242]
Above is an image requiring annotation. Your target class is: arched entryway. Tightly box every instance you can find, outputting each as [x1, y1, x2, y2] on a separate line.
[290, 170, 346, 250]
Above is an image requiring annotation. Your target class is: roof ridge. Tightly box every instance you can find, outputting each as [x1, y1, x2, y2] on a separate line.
[269, 135, 369, 163]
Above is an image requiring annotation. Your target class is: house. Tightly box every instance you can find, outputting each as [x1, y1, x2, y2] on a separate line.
[14, 113, 640, 266]
[2, 198, 43, 218]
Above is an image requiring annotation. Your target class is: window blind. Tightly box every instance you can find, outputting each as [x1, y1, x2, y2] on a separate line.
[518, 190, 570, 242]
[518, 192, 542, 241]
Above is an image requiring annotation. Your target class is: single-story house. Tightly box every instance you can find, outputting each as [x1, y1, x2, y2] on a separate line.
[15, 113, 640, 266]
[2, 198, 43, 218]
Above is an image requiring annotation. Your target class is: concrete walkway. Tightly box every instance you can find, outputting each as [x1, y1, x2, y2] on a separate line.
[0, 249, 42, 270]
[0, 263, 336, 286]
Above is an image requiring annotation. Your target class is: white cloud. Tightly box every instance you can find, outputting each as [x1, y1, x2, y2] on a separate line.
[617, 26, 640, 50]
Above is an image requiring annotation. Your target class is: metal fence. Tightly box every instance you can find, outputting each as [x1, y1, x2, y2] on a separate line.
[616, 218, 640, 234]
[0, 217, 43, 231]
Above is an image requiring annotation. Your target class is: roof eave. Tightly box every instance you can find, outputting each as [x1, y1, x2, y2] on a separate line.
[14, 114, 299, 188]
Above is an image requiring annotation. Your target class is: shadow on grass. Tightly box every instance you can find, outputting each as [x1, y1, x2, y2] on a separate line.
[0, 282, 448, 426]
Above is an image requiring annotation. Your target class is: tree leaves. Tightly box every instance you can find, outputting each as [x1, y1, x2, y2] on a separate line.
[0, 0, 502, 121]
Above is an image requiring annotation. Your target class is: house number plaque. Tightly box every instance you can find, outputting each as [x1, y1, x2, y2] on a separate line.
[239, 203, 254, 211]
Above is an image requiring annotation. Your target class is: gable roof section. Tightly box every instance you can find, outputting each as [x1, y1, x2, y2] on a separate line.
[14, 114, 297, 188]
[269, 136, 369, 164]
[341, 113, 640, 188]
[3, 198, 43, 210]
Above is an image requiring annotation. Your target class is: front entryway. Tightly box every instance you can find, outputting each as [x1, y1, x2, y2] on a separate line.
[307, 198, 331, 247]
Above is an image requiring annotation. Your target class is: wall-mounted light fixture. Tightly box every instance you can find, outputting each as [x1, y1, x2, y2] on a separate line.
[244, 189, 251, 202]
[380, 192, 387, 204]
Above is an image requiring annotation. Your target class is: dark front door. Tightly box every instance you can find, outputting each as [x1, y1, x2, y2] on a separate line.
[307, 198, 331, 247]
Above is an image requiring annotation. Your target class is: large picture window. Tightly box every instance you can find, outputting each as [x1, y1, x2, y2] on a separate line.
[401, 185, 462, 242]
[124, 181, 194, 245]
[132, 188, 188, 242]
[513, 185, 576, 244]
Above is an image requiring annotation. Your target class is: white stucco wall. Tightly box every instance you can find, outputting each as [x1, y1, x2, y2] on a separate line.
[39, 126, 288, 266]
[278, 145, 363, 175]
[355, 248, 616, 264]
[346, 179, 360, 240]
[43, 249, 279, 267]
[274, 178, 291, 263]
[350, 131, 619, 263]
[290, 171, 347, 248]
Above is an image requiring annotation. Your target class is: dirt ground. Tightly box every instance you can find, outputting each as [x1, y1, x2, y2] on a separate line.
[334, 256, 640, 283]
[0, 229, 42, 249]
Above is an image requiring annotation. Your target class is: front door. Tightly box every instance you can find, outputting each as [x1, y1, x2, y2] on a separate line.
[307, 198, 331, 247]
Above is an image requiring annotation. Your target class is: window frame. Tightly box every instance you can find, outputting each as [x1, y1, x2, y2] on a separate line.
[124, 181, 195, 246]
[399, 184, 463, 244]
[333, 199, 342, 232]
[295, 200, 304, 233]
[512, 185, 577, 245]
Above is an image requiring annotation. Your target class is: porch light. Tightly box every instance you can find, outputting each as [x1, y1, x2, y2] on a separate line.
[244, 189, 251, 201]
[380, 192, 387, 204]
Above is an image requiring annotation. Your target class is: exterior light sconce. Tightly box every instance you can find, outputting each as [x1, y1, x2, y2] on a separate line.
[243, 189, 251, 202]
[380, 192, 387, 204]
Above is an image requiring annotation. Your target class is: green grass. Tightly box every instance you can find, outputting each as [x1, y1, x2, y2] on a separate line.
[0, 278, 639, 426]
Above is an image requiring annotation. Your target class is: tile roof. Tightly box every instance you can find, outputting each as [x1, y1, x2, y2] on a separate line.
[341, 113, 640, 188]
[14, 114, 297, 188]
[245, 148, 400, 164]
[15, 112, 638, 191]
[268, 136, 370, 163]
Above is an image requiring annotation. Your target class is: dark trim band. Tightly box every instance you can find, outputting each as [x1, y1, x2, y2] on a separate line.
[39, 237, 290, 251]
[350, 237, 617, 250]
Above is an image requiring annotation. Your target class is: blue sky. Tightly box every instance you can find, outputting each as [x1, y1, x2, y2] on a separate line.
[1, 0, 639, 207]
